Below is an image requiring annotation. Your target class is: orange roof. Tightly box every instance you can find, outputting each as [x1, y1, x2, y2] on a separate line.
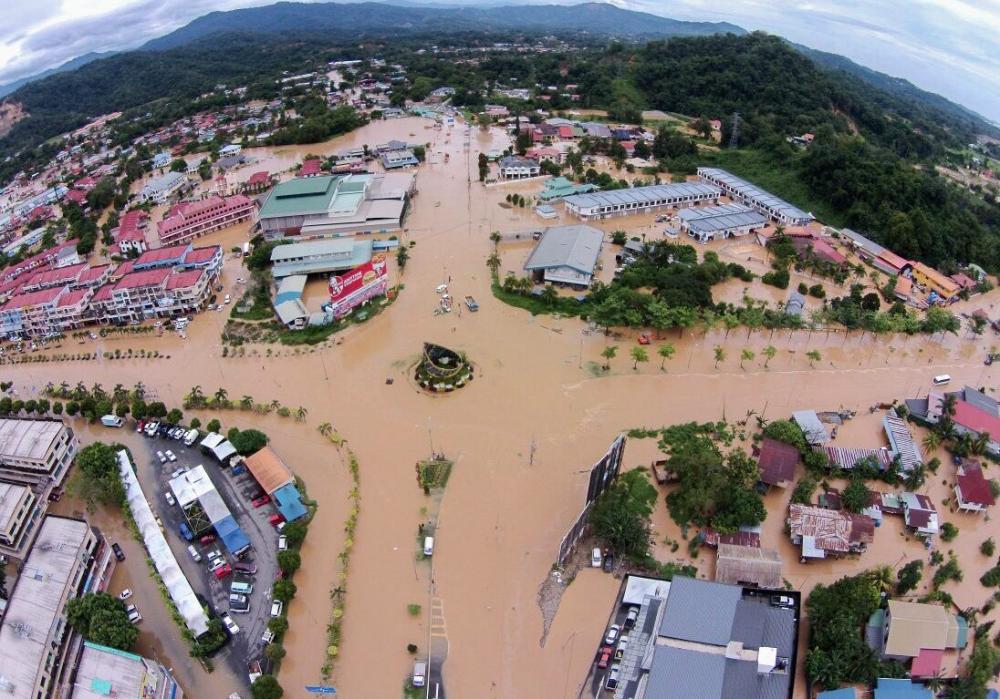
[913, 262, 959, 295]
[243, 446, 294, 494]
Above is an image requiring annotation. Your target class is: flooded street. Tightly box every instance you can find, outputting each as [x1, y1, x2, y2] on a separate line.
[10, 116, 1000, 697]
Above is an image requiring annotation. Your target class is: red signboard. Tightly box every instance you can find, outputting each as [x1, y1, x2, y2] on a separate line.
[329, 255, 388, 301]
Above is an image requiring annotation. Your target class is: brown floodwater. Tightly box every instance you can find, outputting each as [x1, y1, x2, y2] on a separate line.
[10, 116, 1000, 697]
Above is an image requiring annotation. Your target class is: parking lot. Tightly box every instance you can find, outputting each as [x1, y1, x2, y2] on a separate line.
[130, 423, 283, 684]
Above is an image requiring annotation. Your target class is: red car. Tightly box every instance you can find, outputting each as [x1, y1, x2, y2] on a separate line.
[199, 534, 216, 545]
[268, 514, 285, 528]
[213, 563, 232, 579]
[252, 495, 270, 508]
[597, 645, 614, 669]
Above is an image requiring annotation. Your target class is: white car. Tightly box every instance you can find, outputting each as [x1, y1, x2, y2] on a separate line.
[126, 604, 142, 624]
[591, 547, 602, 567]
[209, 557, 227, 573]
[165, 492, 176, 506]
[224, 294, 232, 304]
[171, 468, 187, 479]
[222, 613, 240, 635]
[604, 624, 621, 645]
[156, 451, 167, 464]
[270, 600, 283, 618]
[277, 535, 287, 551]
[117, 589, 133, 601]
[165, 450, 177, 462]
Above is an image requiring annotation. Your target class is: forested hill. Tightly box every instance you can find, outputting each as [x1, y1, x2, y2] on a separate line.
[140, 1, 744, 52]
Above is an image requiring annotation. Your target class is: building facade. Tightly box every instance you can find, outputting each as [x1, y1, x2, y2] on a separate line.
[563, 182, 720, 220]
[157, 194, 255, 245]
[698, 167, 814, 226]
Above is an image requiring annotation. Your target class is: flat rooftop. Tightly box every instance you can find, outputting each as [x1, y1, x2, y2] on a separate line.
[71, 642, 164, 699]
[0, 418, 66, 463]
[0, 516, 91, 699]
[0, 481, 31, 530]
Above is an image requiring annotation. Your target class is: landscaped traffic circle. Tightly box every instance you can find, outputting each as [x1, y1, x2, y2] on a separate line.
[414, 342, 473, 393]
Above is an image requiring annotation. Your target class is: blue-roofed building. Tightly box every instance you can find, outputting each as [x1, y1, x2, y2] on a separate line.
[273, 483, 309, 522]
[873, 678, 932, 699]
[214, 514, 251, 556]
[698, 167, 813, 226]
[275, 274, 307, 306]
[817, 690, 857, 699]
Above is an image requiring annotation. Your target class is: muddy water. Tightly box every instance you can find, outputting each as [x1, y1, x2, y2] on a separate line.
[10, 115, 1000, 697]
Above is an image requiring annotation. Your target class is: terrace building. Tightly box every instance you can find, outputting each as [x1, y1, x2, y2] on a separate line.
[157, 194, 255, 245]
[680, 203, 767, 243]
[0, 481, 37, 555]
[697, 168, 814, 226]
[256, 173, 415, 241]
[0, 286, 67, 338]
[498, 155, 540, 179]
[113, 210, 149, 255]
[0, 516, 99, 698]
[562, 182, 720, 220]
[138, 172, 188, 204]
[380, 149, 419, 169]
[68, 642, 182, 699]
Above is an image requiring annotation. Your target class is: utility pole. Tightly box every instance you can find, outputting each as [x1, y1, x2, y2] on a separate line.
[529, 434, 537, 466]
[729, 112, 740, 149]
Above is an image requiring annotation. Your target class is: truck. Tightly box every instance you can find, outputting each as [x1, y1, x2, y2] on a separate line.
[465, 296, 479, 312]
[100, 415, 124, 428]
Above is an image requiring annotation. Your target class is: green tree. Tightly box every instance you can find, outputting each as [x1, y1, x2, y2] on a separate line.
[231, 428, 268, 455]
[806, 349, 822, 367]
[600, 345, 618, 370]
[762, 345, 777, 368]
[190, 417, 201, 429]
[396, 245, 410, 272]
[895, 560, 923, 595]
[657, 343, 675, 370]
[251, 674, 284, 699]
[167, 408, 183, 424]
[282, 520, 308, 548]
[272, 579, 297, 603]
[66, 592, 137, 651]
[740, 348, 755, 369]
[589, 469, 657, 562]
[486, 252, 501, 275]
[264, 642, 287, 663]
[72, 442, 125, 506]
[278, 550, 301, 575]
[490, 230, 501, 250]
[207, 419, 222, 433]
[980, 538, 995, 556]
[630, 346, 649, 370]
[842, 477, 869, 513]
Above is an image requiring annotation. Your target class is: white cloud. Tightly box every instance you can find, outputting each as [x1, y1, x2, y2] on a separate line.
[1, 0, 998, 121]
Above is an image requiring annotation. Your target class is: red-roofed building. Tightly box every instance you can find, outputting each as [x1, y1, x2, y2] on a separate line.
[20, 263, 87, 292]
[297, 159, 323, 178]
[180, 246, 223, 276]
[526, 146, 562, 163]
[73, 176, 97, 191]
[74, 264, 111, 289]
[874, 250, 911, 277]
[756, 438, 799, 488]
[909, 648, 944, 679]
[0, 285, 67, 337]
[164, 269, 211, 311]
[65, 188, 88, 206]
[950, 272, 977, 291]
[809, 238, 847, 265]
[156, 195, 255, 245]
[557, 125, 575, 140]
[3, 241, 79, 283]
[244, 171, 274, 193]
[952, 401, 1000, 457]
[107, 269, 171, 324]
[954, 461, 995, 512]
[115, 210, 149, 255]
[111, 260, 135, 280]
[49, 287, 94, 329]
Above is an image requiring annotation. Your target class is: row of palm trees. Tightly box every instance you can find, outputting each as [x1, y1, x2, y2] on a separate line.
[183, 385, 308, 421]
[597, 343, 824, 371]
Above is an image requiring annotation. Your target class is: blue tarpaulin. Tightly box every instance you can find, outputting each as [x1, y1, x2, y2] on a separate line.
[214, 515, 251, 556]
[273, 483, 308, 522]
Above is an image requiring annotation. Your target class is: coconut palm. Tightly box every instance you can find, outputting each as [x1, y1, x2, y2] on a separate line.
[657, 343, 675, 371]
[132, 381, 146, 400]
[318, 422, 333, 437]
[240, 395, 254, 410]
[921, 431, 942, 453]
[540, 285, 558, 306]
[601, 345, 618, 370]
[713, 345, 725, 368]
[762, 345, 777, 368]
[486, 252, 501, 275]
[740, 348, 755, 369]
[631, 346, 649, 370]
[214, 387, 229, 404]
[295, 406, 308, 422]
[490, 230, 501, 250]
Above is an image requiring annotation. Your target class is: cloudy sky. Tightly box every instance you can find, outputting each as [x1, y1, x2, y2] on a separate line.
[2, 0, 998, 122]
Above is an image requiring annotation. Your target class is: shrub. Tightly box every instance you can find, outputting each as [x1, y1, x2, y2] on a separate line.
[940, 522, 959, 542]
[407, 603, 422, 616]
[808, 284, 826, 299]
[206, 419, 221, 433]
[896, 560, 923, 595]
[762, 268, 789, 289]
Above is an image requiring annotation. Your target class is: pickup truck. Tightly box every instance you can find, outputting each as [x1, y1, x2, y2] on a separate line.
[465, 296, 479, 312]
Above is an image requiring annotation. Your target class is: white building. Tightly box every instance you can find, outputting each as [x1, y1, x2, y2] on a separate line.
[563, 182, 720, 220]
[498, 155, 541, 179]
[138, 172, 188, 204]
[697, 167, 814, 226]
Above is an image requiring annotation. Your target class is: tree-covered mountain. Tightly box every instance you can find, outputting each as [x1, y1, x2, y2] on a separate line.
[140, 1, 744, 52]
[0, 51, 119, 99]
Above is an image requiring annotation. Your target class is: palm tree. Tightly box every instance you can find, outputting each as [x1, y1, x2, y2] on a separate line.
[713, 345, 725, 368]
[601, 345, 618, 370]
[971, 432, 990, 457]
[270, 399, 282, 412]
[132, 381, 146, 400]
[762, 345, 777, 368]
[740, 348, 755, 369]
[187, 385, 204, 406]
[657, 343, 675, 371]
[240, 395, 254, 410]
[806, 349, 821, 367]
[486, 252, 501, 275]
[489, 230, 501, 250]
[631, 346, 649, 370]
[871, 566, 895, 595]
[922, 431, 942, 453]
[214, 387, 229, 404]
[318, 422, 333, 437]
[540, 285, 558, 306]
[941, 393, 957, 417]
[112, 384, 128, 405]
[295, 406, 308, 422]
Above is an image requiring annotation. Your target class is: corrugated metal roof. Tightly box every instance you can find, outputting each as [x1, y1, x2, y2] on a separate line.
[698, 168, 812, 222]
[659, 576, 741, 644]
[647, 645, 727, 699]
[563, 182, 719, 210]
[523, 224, 603, 275]
[680, 203, 767, 234]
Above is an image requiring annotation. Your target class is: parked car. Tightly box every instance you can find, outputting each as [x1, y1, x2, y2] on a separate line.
[126, 604, 142, 624]
[101, 415, 124, 428]
[268, 514, 285, 528]
[604, 624, 621, 645]
[187, 544, 202, 562]
[252, 495, 270, 508]
[200, 534, 217, 545]
[136, 419, 146, 433]
[597, 645, 614, 669]
[261, 629, 275, 645]
[423, 536, 434, 557]
[465, 295, 479, 311]
[278, 535, 288, 551]
[156, 451, 167, 464]
[178, 522, 194, 542]
[232, 464, 247, 476]
[270, 600, 283, 618]
[615, 635, 629, 660]
[165, 492, 176, 506]
[117, 589, 133, 601]
[112, 543, 125, 561]
[602, 552, 614, 573]
[213, 564, 233, 579]
[165, 450, 177, 462]
[171, 468, 187, 479]
[234, 562, 257, 575]
[412, 660, 427, 688]
[771, 595, 795, 609]
[229, 593, 250, 613]
[623, 606, 639, 629]
[605, 664, 620, 690]
[591, 547, 602, 567]
[222, 613, 240, 635]
[224, 294, 232, 304]
[209, 557, 227, 573]
[47, 488, 63, 502]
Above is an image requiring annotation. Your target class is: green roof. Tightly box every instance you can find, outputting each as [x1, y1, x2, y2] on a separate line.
[258, 174, 377, 220]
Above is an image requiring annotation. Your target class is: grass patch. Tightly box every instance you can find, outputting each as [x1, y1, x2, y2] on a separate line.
[407, 603, 422, 616]
[230, 271, 275, 321]
[490, 276, 587, 317]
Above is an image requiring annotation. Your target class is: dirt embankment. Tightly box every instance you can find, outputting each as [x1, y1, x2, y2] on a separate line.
[0, 101, 26, 139]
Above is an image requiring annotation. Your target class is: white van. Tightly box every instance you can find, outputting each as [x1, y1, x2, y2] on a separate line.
[932, 374, 952, 386]
[183, 429, 200, 446]
[100, 415, 124, 428]
[423, 536, 434, 557]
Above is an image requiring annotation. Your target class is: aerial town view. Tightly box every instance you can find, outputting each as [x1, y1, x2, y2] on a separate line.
[0, 2, 999, 698]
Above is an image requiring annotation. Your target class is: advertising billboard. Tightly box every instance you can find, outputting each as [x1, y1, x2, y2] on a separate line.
[328, 254, 389, 317]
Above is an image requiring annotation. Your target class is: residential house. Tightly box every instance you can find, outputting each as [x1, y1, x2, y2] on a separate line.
[900, 492, 938, 536]
[139, 172, 187, 204]
[787, 503, 874, 559]
[876, 600, 966, 678]
[910, 262, 960, 303]
[498, 155, 540, 179]
[755, 438, 799, 488]
[381, 149, 419, 170]
[954, 461, 995, 512]
[714, 544, 783, 588]
[114, 210, 149, 255]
